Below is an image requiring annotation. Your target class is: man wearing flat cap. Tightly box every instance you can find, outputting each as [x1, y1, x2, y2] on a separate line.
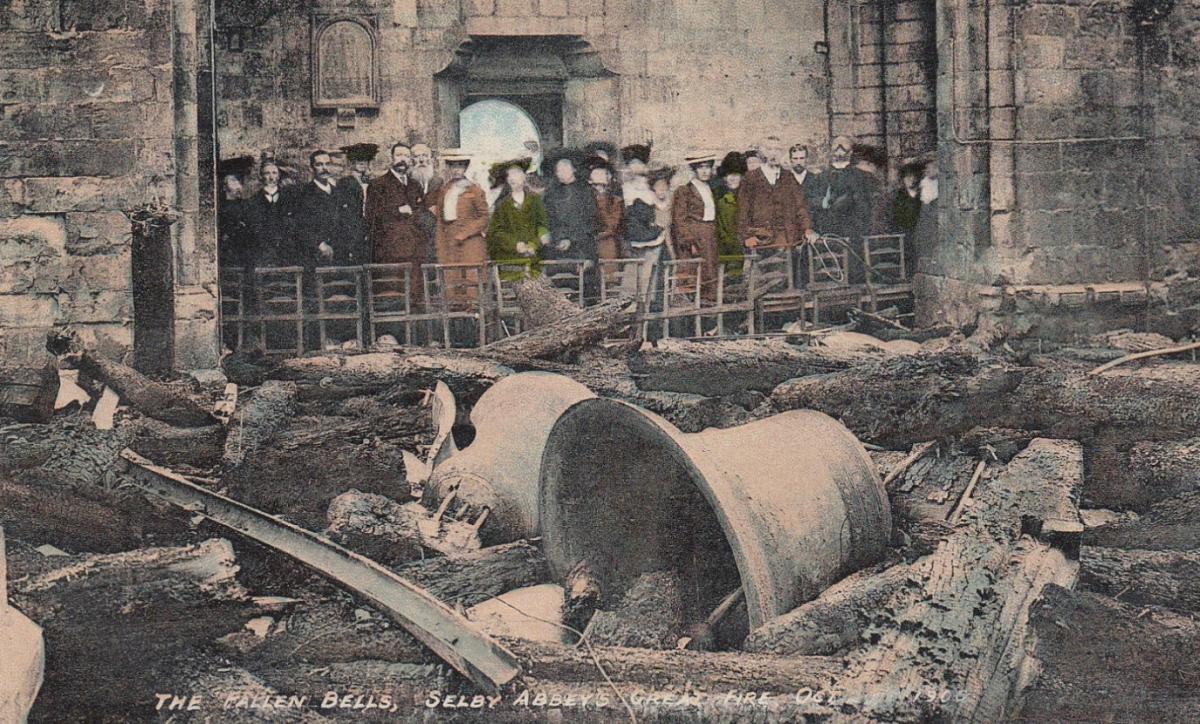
[337, 143, 377, 213]
[337, 143, 377, 260]
[672, 152, 722, 301]
[430, 150, 489, 304]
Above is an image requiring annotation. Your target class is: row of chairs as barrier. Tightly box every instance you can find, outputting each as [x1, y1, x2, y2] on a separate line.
[220, 234, 911, 355]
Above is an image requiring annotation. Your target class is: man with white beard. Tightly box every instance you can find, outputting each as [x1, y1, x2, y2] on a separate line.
[411, 143, 441, 258]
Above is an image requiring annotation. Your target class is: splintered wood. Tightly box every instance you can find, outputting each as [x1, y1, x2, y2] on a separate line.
[821, 439, 1084, 722]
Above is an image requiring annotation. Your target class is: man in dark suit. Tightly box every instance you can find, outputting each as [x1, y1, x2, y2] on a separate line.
[814, 136, 875, 283]
[336, 143, 376, 263]
[783, 144, 823, 286]
[291, 149, 366, 266]
[241, 161, 293, 268]
[365, 142, 429, 302]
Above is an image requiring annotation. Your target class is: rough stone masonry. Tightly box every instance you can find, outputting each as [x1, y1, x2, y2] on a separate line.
[1, 0, 1196, 367]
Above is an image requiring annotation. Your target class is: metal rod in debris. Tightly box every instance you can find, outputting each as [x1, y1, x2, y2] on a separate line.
[118, 449, 521, 693]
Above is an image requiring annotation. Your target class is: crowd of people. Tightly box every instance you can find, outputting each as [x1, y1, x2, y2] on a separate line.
[217, 135, 939, 309]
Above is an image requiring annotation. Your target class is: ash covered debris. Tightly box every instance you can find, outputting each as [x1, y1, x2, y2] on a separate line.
[0, 277, 1198, 722]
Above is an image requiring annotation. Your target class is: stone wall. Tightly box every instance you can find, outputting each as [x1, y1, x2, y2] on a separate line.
[920, 0, 1200, 327]
[214, 0, 937, 171]
[0, 0, 218, 368]
[828, 0, 938, 164]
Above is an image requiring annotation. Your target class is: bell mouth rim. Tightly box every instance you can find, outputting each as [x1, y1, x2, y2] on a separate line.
[537, 396, 774, 629]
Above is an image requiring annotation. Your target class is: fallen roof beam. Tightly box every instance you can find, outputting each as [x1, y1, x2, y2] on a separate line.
[117, 449, 521, 693]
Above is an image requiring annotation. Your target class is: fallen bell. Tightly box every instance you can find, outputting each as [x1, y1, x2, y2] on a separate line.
[538, 398, 892, 632]
[425, 372, 595, 545]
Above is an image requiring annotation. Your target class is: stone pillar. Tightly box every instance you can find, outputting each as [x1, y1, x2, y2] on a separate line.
[172, 0, 220, 370]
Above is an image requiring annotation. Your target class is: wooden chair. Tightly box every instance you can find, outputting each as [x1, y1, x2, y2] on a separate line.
[863, 233, 907, 283]
[219, 266, 248, 351]
[365, 263, 414, 345]
[253, 266, 305, 357]
[540, 259, 588, 308]
[422, 262, 490, 348]
[490, 260, 536, 340]
[314, 266, 364, 350]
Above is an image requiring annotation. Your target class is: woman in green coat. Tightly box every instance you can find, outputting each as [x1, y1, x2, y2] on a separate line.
[714, 151, 747, 257]
[487, 160, 549, 279]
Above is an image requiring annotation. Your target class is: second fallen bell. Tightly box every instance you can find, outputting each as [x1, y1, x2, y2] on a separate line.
[424, 372, 595, 545]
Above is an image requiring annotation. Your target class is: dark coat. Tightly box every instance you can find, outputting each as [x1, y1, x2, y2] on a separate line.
[623, 198, 663, 247]
[814, 166, 873, 241]
[218, 197, 248, 268]
[365, 170, 428, 264]
[241, 187, 295, 267]
[290, 181, 365, 267]
[542, 180, 599, 261]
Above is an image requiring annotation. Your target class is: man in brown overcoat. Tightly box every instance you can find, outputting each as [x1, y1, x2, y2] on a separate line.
[736, 136, 816, 251]
[430, 151, 489, 304]
[672, 152, 722, 301]
[366, 142, 428, 301]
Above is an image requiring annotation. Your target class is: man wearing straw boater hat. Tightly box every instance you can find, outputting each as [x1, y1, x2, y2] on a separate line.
[672, 151, 722, 301]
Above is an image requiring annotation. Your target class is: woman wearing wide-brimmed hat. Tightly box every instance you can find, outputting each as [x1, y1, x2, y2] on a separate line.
[486, 158, 549, 279]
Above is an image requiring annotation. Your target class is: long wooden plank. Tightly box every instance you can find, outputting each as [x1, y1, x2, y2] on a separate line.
[117, 449, 521, 692]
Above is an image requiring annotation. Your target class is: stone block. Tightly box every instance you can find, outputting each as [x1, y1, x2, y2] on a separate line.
[60, 0, 129, 31]
[495, 0, 535, 16]
[586, 14, 605, 35]
[569, 0, 605, 16]
[1020, 209, 1074, 248]
[0, 69, 47, 104]
[174, 317, 220, 370]
[0, 293, 61, 327]
[1013, 144, 1062, 175]
[72, 321, 134, 360]
[65, 288, 133, 323]
[0, 0, 60, 31]
[64, 211, 132, 256]
[0, 140, 140, 178]
[64, 253, 132, 293]
[464, 15, 585, 34]
[1017, 171, 1080, 212]
[0, 103, 90, 142]
[888, 18, 930, 46]
[539, 0, 567, 16]
[417, 0, 458, 27]
[0, 214, 68, 259]
[1016, 5, 1079, 37]
[0, 253, 66, 294]
[467, 0, 497, 15]
[1019, 36, 1066, 69]
[1019, 69, 1082, 106]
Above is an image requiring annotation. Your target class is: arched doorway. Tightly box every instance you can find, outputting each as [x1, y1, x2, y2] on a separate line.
[459, 98, 543, 166]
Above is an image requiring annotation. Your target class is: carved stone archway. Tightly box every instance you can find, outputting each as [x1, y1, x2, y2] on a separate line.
[433, 36, 617, 153]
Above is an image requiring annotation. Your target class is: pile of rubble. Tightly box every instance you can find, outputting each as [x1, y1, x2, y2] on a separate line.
[2, 279, 1199, 721]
